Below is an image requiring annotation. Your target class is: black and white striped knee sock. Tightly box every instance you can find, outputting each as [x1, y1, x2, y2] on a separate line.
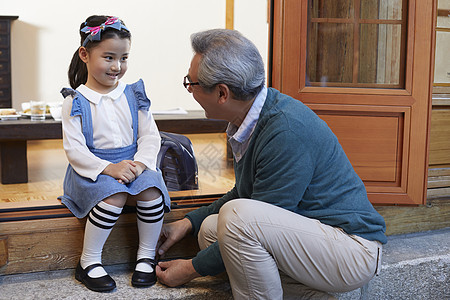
[136, 196, 164, 273]
[80, 201, 122, 278]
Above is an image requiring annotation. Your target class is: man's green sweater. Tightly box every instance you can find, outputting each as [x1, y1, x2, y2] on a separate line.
[186, 88, 387, 276]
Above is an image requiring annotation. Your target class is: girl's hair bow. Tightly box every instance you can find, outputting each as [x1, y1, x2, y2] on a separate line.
[80, 17, 129, 47]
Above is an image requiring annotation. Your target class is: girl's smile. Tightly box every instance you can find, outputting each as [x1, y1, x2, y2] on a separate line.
[79, 36, 131, 94]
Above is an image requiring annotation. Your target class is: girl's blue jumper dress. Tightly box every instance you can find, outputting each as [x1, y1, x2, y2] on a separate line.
[59, 80, 170, 218]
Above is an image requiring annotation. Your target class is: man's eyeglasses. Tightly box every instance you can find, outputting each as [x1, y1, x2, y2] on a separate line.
[183, 75, 200, 92]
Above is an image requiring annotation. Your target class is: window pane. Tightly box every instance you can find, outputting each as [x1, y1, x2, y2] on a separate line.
[307, 23, 354, 84]
[359, 24, 403, 85]
[309, 0, 354, 19]
[434, 31, 450, 84]
[437, 0, 450, 30]
[361, 0, 403, 20]
[437, 15, 450, 29]
[306, 0, 406, 88]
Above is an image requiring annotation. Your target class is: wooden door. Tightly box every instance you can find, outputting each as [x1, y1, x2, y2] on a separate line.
[270, 0, 435, 205]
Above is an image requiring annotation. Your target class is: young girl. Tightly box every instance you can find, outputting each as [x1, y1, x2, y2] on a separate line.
[59, 15, 170, 292]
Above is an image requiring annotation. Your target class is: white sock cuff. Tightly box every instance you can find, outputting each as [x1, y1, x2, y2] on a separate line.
[97, 201, 123, 214]
[136, 196, 163, 208]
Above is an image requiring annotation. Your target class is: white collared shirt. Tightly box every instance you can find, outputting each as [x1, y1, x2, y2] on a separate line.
[227, 86, 267, 162]
[61, 81, 161, 181]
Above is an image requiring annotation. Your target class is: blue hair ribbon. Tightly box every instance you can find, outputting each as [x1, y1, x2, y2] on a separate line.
[80, 17, 129, 47]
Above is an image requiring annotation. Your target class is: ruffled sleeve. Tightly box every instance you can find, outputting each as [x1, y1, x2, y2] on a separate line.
[70, 95, 82, 117]
[130, 79, 151, 111]
[60, 88, 82, 117]
[60, 88, 81, 117]
[60, 87, 76, 98]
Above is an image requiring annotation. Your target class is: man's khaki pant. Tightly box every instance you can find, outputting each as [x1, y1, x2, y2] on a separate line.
[198, 199, 382, 300]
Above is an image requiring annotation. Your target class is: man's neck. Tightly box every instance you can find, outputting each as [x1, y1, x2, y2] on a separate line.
[227, 98, 255, 127]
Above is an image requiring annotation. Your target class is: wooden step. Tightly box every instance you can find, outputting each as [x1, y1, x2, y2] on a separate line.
[0, 193, 222, 275]
[1, 196, 450, 275]
[0, 207, 200, 275]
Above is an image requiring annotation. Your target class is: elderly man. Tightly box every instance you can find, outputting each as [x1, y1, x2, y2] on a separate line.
[156, 29, 386, 300]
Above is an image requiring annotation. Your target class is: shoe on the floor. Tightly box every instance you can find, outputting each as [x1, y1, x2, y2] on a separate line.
[75, 262, 116, 292]
[132, 258, 157, 287]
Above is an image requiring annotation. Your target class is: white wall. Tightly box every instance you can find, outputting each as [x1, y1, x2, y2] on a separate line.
[4, 0, 269, 110]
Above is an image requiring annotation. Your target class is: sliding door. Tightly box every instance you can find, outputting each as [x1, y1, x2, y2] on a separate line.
[271, 0, 435, 204]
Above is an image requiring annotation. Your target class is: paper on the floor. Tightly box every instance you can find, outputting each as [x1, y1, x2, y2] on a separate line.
[152, 107, 188, 115]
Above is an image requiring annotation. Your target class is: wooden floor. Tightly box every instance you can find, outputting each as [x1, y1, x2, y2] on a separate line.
[0, 133, 235, 208]
[1, 140, 66, 207]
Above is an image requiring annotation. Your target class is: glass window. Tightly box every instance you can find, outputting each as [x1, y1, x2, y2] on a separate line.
[360, 0, 403, 20]
[307, 0, 407, 88]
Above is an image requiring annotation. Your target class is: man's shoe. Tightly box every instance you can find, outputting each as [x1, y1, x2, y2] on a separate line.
[131, 258, 157, 287]
[75, 262, 116, 292]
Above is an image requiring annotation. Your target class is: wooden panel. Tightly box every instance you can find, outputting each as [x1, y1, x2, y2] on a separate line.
[0, 236, 7, 267]
[309, 104, 410, 195]
[429, 108, 450, 165]
[376, 198, 450, 235]
[318, 114, 399, 182]
[226, 0, 234, 29]
[429, 167, 450, 177]
[427, 96, 450, 200]
[428, 175, 450, 188]
[428, 187, 450, 199]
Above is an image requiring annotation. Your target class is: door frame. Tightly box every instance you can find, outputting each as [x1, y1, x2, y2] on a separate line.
[269, 0, 436, 205]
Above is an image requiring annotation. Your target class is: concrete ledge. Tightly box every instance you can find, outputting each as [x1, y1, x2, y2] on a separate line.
[0, 265, 232, 300]
[335, 227, 450, 299]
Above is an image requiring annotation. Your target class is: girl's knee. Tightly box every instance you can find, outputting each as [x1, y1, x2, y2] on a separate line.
[145, 187, 162, 200]
[130, 188, 162, 203]
[104, 192, 128, 208]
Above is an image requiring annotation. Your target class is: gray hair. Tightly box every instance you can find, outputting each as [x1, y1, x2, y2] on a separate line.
[191, 29, 265, 101]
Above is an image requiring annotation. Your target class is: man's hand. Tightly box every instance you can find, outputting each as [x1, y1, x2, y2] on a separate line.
[156, 259, 200, 287]
[157, 218, 193, 257]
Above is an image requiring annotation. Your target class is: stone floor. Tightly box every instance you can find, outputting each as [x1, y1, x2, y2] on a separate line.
[0, 227, 448, 300]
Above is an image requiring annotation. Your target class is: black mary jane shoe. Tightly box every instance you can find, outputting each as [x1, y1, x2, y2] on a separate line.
[75, 262, 116, 292]
[131, 258, 157, 287]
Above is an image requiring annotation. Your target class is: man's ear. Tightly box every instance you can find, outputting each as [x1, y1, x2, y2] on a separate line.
[78, 47, 89, 63]
[217, 84, 229, 104]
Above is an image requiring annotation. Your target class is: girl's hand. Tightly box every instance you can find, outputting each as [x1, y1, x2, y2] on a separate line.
[132, 161, 146, 178]
[102, 160, 137, 184]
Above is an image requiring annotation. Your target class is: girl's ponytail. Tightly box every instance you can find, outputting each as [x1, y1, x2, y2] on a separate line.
[68, 49, 87, 89]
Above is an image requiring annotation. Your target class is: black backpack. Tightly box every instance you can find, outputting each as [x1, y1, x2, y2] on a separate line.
[157, 132, 199, 191]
